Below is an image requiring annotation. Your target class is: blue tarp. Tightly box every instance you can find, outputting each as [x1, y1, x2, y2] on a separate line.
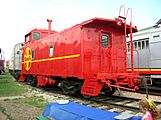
[43, 102, 141, 120]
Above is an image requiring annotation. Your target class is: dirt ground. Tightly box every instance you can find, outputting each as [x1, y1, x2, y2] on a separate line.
[0, 111, 7, 120]
[0, 100, 42, 120]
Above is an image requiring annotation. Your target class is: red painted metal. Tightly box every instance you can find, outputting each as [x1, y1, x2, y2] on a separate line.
[37, 76, 57, 86]
[47, 19, 52, 35]
[127, 8, 134, 73]
[20, 15, 141, 96]
[19, 74, 26, 81]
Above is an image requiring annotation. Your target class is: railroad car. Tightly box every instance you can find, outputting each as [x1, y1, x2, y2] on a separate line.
[0, 48, 5, 75]
[8, 43, 23, 79]
[0, 60, 4, 75]
[18, 15, 142, 97]
[127, 20, 161, 89]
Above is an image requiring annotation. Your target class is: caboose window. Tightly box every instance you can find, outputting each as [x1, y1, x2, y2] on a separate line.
[32, 50, 34, 59]
[49, 45, 53, 57]
[25, 35, 30, 42]
[138, 41, 141, 50]
[142, 41, 145, 49]
[146, 40, 149, 48]
[33, 32, 40, 40]
[134, 42, 137, 50]
[127, 42, 130, 52]
[101, 34, 109, 47]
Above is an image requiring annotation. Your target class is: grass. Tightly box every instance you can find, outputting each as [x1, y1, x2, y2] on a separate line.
[0, 70, 48, 108]
[0, 70, 27, 97]
[0, 70, 48, 119]
[0, 70, 48, 109]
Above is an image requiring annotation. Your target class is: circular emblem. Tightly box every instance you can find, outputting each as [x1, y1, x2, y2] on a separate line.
[24, 47, 32, 71]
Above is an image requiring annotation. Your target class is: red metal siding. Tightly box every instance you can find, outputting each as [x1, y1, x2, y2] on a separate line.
[82, 25, 127, 76]
[22, 26, 83, 79]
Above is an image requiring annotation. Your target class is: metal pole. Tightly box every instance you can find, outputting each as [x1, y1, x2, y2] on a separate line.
[119, 5, 125, 18]
[126, 8, 134, 73]
[130, 22, 134, 72]
[47, 19, 52, 35]
[145, 78, 149, 99]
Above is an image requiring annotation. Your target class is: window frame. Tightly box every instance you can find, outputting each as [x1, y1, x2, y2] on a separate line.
[101, 33, 110, 47]
[146, 40, 149, 48]
[25, 34, 30, 43]
[49, 44, 54, 57]
[33, 32, 40, 40]
[141, 41, 144, 49]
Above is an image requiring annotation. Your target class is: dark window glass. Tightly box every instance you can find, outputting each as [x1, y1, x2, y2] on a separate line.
[138, 41, 141, 50]
[25, 35, 30, 42]
[33, 32, 40, 40]
[17, 51, 20, 54]
[146, 40, 149, 48]
[32, 50, 34, 59]
[142, 41, 145, 49]
[134, 42, 137, 50]
[127, 43, 130, 52]
[102, 34, 109, 47]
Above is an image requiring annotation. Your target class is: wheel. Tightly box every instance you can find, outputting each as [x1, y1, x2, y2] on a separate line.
[60, 81, 70, 95]
[31, 77, 37, 87]
[61, 86, 70, 95]
[60, 80, 81, 96]
[103, 87, 116, 96]
[26, 75, 37, 87]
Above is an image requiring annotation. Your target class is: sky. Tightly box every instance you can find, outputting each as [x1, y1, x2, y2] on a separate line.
[0, 0, 161, 60]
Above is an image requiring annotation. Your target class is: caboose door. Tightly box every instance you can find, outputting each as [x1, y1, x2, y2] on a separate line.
[100, 33, 112, 72]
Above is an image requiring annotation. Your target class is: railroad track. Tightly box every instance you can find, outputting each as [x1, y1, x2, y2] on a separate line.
[91, 95, 161, 113]
[19, 82, 161, 117]
[138, 87, 161, 96]
[91, 96, 139, 112]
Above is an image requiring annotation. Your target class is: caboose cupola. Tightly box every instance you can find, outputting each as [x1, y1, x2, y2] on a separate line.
[24, 19, 57, 44]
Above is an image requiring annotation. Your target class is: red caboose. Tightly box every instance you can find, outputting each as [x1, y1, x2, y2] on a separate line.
[19, 17, 141, 96]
